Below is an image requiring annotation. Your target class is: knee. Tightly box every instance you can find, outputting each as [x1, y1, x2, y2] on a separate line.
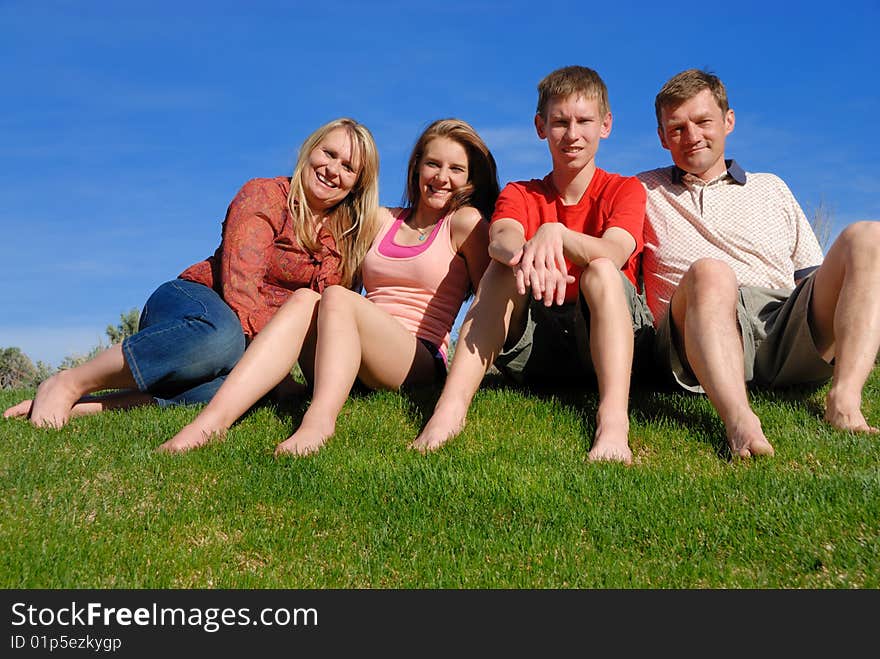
[835, 221, 880, 260]
[579, 257, 620, 301]
[198, 320, 246, 366]
[318, 284, 354, 316]
[682, 258, 738, 301]
[278, 288, 321, 317]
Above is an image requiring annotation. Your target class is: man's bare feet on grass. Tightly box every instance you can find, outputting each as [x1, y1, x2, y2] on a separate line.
[824, 389, 879, 434]
[274, 423, 333, 457]
[587, 410, 632, 465]
[157, 423, 226, 454]
[727, 411, 775, 458]
[409, 412, 466, 453]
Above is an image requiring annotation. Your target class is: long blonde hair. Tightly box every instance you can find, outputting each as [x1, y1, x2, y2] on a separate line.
[287, 118, 381, 288]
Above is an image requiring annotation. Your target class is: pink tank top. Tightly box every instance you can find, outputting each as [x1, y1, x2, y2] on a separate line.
[362, 209, 471, 360]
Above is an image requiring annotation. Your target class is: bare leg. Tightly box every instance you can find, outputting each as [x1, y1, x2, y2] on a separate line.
[808, 221, 880, 433]
[581, 259, 635, 465]
[275, 285, 436, 457]
[158, 289, 321, 453]
[674, 259, 775, 458]
[8, 343, 140, 428]
[411, 261, 528, 452]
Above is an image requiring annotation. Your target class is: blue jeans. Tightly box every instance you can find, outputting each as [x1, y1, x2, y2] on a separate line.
[122, 279, 246, 407]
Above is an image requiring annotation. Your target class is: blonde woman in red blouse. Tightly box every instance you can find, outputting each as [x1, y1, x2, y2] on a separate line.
[4, 118, 381, 429]
[159, 118, 499, 456]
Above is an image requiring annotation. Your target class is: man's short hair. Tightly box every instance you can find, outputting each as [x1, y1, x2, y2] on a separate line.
[654, 69, 729, 127]
[536, 65, 609, 119]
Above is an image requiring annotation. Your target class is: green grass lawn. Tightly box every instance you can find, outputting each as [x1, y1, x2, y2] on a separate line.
[1, 369, 878, 589]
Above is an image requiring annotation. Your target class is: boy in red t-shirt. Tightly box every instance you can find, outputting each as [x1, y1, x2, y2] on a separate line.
[411, 65, 653, 464]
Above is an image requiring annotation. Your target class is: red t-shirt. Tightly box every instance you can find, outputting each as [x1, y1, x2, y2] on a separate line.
[179, 177, 343, 338]
[491, 168, 645, 302]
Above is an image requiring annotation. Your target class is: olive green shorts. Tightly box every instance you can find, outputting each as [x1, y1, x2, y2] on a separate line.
[494, 272, 655, 385]
[655, 273, 833, 392]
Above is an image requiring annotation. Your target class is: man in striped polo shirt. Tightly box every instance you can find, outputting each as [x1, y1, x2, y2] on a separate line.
[638, 68, 880, 458]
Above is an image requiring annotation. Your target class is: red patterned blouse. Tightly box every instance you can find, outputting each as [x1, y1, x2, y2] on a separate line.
[178, 177, 343, 339]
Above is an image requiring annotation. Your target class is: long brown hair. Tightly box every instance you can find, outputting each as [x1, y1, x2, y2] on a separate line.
[403, 118, 499, 222]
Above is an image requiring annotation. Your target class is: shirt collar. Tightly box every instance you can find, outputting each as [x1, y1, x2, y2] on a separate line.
[671, 159, 747, 185]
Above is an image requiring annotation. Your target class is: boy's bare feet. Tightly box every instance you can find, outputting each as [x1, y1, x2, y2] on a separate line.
[410, 410, 466, 453]
[588, 409, 632, 465]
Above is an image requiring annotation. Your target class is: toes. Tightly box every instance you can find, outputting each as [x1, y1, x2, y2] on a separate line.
[3, 401, 33, 419]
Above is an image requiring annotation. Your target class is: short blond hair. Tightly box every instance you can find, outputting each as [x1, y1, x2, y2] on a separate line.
[654, 69, 729, 127]
[536, 65, 609, 119]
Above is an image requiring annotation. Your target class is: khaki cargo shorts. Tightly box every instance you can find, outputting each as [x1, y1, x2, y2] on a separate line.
[655, 273, 833, 393]
[494, 272, 655, 385]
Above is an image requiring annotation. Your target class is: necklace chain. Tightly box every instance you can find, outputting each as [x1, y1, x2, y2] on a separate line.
[409, 217, 435, 241]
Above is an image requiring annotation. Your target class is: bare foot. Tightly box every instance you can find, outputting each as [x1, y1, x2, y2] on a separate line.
[588, 410, 632, 465]
[824, 409, 879, 433]
[28, 372, 85, 428]
[157, 423, 226, 454]
[824, 389, 879, 433]
[409, 412, 466, 453]
[3, 399, 33, 419]
[274, 423, 333, 457]
[727, 411, 775, 458]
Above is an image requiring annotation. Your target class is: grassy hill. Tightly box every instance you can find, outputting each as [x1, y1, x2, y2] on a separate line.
[1, 369, 878, 588]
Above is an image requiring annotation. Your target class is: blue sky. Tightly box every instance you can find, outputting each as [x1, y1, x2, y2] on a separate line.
[2, 1, 877, 367]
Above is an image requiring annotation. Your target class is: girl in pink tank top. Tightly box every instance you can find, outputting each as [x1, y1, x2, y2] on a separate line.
[162, 118, 500, 457]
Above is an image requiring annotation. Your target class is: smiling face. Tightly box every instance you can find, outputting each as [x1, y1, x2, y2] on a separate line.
[302, 127, 362, 212]
[658, 88, 735, 181]
[535, 93, 612, 174]
[416, 136, 469, 213]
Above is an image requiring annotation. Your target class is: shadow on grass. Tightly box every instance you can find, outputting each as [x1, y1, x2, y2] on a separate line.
[749, 381, 828, 422]
[251, 367, 833, 462]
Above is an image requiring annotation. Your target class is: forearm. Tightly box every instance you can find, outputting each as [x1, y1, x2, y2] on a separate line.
[560, 228, 633, 270]
[488, 221, 525, 266]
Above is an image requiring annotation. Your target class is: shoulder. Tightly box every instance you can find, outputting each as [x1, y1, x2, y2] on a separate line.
[367, 207, 399, 242]
[498, 178, 554, 206]
[501, 178, 548, 195]
[382, 206, 405, 220]
[450, 206, 489, 253]
[223, 177, 292, 232]
[740, 172, 799, 206]
[232, 176, 291, 207]
[596, 169, 645, 198]
[635, 166, 676, 188]
[745, 171, 790, 189]
[238, 176, 290, 195]
[450, 205, 484, 230]
[376, 206, 403, 231]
